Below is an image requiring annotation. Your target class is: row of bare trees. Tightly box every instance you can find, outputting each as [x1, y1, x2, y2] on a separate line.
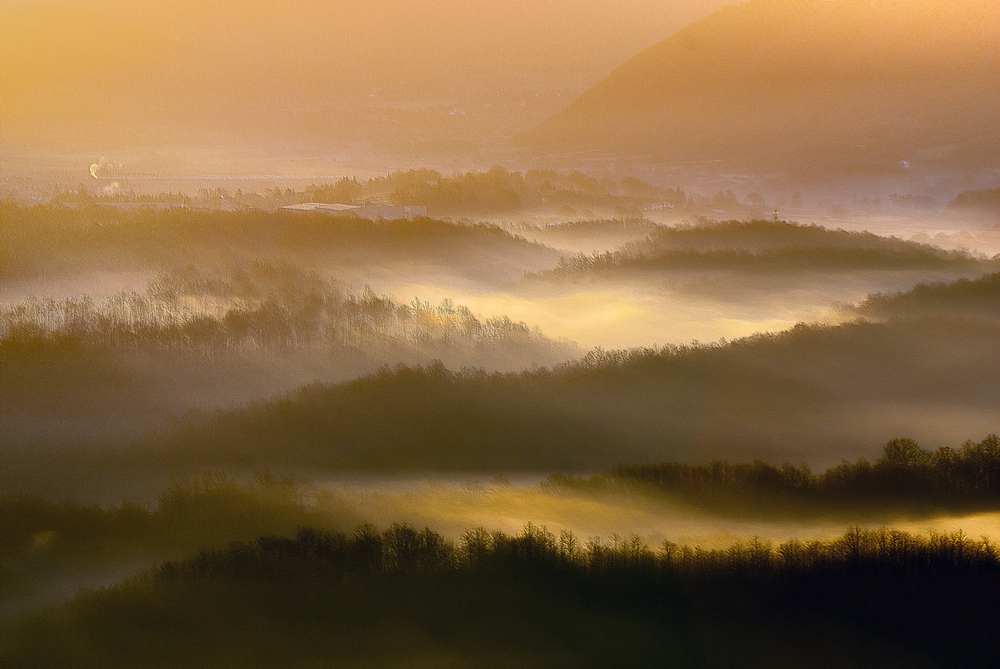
[161, 523, 1000, 584]
[0, 266, 551, 357]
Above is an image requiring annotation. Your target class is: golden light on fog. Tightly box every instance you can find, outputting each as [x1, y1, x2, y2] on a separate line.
[3, 0, 1000, 664]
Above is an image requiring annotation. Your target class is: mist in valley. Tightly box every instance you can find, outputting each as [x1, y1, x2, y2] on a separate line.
[3, 0, 1000, 665]
[3, 184, 999, 667]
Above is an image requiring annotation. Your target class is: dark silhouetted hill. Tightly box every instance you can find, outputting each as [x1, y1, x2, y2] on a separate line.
[3, 524, 997, 667]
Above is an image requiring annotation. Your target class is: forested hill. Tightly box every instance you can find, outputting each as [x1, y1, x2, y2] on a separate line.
[151, 313, 1000, 472]
[6, 524, 999, 667]
[531, 220, 1000, 282]
[519, 0, 1000, 170]
[626, 220, 971, 255]
[0, 204, 558, 286]
[846, 273, 1000, 322]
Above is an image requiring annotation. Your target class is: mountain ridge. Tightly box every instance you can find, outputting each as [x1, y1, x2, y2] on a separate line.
[518, 0, 1000, 170]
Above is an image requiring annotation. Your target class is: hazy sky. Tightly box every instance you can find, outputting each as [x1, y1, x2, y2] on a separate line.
[0, 0, 739, 150]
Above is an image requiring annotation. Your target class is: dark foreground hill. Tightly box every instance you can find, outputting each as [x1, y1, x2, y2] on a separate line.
[3, 525, 997, 668]
[520, 0, 1000, 171]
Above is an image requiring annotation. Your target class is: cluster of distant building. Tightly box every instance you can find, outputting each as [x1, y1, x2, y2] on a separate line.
[279, 203, 426, 220]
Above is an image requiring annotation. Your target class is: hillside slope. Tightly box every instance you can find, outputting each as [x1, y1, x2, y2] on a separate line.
[0, 0, 733, 149]
[519, 0, 1000, 171]
[128, 313, 1000, 472]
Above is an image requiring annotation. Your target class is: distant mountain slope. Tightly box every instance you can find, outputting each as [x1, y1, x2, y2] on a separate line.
[0, 0, 734, 148]
[519, 0, 1000, 170]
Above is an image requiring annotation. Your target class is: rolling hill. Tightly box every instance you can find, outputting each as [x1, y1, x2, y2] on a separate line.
[123, 307, 1000, 473]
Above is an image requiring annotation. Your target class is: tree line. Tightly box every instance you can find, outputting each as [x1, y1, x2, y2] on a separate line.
[5, 521, 999, 666]
[547, 435, 1000, 515]
[846, 272, 1000, 322]
[138, 314, 1000, 472]
[536, 219, 999, 280]
[38, 168, 688, 216]
[0, 263, 564, 358]
[0, 202, 554, 283]
[155, 522, 1000, 583]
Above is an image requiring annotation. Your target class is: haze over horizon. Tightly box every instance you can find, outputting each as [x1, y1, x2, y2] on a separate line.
[3, 2, 1000, 664]
[4, 0, 997, 205]
[1, 0, 736, 161]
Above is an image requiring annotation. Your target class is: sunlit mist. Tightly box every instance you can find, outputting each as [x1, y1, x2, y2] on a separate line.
[2, 0, 1000, 665]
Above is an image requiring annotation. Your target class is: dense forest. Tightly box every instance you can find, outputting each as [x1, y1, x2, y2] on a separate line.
[6, 282, 996, 476]
[117, 314, 998, 472]
[0, 263, 571, 358]
[0, 203, 559, 288]
[844, 272, 1000, 322]
[3, 522, 998, 667]
[8, 441, 1000, 622]
[6, 0, 1000, 664]
[3, 205, 998, 667]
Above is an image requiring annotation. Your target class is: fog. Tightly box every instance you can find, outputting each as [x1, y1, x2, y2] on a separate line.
[1, 0, 737, 167]
[308, 477, 1000, 548]
[3, 0, 1000, 663]
[0, 260, 580, 446]
[3, 204, 997, 470]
